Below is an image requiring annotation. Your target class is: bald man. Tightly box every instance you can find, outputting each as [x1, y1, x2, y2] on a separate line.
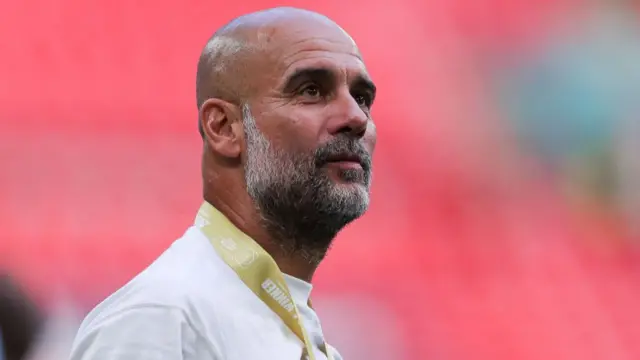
[69, 7, 376, 360]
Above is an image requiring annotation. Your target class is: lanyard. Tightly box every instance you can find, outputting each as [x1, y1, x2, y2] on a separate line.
[195, 202, 335, 360]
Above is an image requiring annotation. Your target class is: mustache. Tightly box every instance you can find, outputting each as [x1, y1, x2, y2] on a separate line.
[314, 136, 372, 172]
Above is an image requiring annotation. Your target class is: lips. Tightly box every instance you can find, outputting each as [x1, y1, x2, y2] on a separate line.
[315, 137, 371, 172]
[326, 153, 363, 165]
[322, 152, 370, 171]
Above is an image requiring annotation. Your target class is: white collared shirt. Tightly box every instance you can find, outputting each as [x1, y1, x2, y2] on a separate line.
[69, 227, 342, 360]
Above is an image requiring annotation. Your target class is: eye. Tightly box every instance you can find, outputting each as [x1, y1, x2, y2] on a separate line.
[299, 84, 321, 99]
[353, 92, 372, 108]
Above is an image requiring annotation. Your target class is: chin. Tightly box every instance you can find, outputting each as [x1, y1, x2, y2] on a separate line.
[326, 187, 370, 216]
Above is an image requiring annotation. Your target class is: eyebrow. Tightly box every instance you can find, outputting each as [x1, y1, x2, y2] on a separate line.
[281, 66, 377, 98]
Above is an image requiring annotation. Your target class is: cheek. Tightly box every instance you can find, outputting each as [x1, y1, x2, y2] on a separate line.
[270, 113, 324, 153]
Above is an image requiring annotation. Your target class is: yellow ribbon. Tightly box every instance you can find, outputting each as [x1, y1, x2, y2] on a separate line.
[195, 201, 335, 360]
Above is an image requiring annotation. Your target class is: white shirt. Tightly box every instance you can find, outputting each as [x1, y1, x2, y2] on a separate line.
[69, 227, 342, 360]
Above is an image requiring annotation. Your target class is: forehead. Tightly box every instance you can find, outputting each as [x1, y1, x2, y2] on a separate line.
[260, 21, 370, 84]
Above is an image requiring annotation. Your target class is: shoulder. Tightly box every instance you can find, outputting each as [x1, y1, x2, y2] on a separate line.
[69, 304, 204, 360]
[90, 228, 220, 310]
[71, 227, 234, 359]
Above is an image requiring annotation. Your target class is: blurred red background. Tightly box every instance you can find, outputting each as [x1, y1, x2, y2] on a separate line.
[1, 1, 639, 359]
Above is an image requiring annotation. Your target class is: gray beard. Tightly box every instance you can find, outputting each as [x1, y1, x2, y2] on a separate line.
[242, 104, 371, 263]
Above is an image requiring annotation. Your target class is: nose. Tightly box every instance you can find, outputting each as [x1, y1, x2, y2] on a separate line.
[326, 91, 369, 138]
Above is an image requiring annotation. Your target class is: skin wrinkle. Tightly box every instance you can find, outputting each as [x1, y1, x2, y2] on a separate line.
[197, 7, 377, 281]
[281, 44, 362, 71]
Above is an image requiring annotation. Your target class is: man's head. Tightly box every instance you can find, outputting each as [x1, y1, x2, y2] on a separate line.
[197, 7, 377, 260]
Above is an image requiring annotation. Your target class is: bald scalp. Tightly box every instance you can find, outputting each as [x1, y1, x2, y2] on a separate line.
[195, 7, 344, 138]
[195, 24, 261, 137]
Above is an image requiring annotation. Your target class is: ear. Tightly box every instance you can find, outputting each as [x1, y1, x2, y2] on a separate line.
[199, 98, 243, 158]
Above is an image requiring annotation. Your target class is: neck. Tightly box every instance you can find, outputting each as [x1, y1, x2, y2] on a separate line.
[204, 193, 321, 283]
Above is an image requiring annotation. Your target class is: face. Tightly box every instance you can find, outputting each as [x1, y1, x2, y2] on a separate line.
[243, 22, 377, 253]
